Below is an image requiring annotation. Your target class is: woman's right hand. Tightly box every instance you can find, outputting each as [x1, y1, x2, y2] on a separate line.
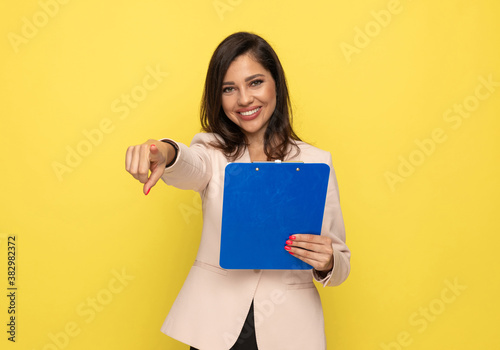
[125, 139, 174, 195]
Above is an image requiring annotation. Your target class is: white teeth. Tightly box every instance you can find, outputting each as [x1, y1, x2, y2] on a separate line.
[240, 107, 260, 116]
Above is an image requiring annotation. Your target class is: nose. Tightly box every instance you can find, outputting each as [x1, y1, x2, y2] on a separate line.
[237, 88, 253, 106]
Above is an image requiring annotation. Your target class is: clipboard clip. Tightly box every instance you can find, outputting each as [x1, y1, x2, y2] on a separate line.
[249, 160, 304, 163]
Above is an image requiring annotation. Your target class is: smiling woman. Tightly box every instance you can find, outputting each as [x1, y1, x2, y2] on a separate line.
[220, 55, 277, 160]
[125, 32, 350, 350]
[200, 32, 302, 163]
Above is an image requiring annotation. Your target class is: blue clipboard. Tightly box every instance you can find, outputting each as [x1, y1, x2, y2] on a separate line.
[220, 161, 330, 270]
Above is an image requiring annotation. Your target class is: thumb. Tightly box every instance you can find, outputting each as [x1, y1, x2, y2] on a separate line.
[149, 143, 160, 159]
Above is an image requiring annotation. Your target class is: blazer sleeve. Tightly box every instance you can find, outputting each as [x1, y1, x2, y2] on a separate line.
[159, 133, 214, 193]
[312, 153, 351, 287]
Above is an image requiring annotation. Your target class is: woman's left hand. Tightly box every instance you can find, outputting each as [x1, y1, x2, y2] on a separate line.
[284, 234, 334, 273]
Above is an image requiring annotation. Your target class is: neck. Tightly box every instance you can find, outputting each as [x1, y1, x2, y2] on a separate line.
[244, 129, 265, 161]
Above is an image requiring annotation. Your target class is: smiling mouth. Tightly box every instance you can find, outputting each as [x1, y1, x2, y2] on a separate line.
[239, 107, 261, 116]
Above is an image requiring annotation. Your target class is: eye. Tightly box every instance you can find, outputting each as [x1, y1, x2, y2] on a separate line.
[250, 79, 263, 87]
[223, 86, 235, 93]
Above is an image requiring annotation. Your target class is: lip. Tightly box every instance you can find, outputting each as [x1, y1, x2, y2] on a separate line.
[237, 106, 262, 121]
[236, 106, 261, 113]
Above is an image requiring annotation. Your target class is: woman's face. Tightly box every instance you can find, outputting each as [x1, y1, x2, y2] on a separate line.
[221, 53, 276, 143]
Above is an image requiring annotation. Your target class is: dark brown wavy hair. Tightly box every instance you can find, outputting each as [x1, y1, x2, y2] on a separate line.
[200, 32, 301, 161]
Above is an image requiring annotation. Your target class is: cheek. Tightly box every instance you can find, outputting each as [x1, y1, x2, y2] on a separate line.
[263, 85, 276, 107]
[221, 96, 234, 114]
[221, 97, 238, 124]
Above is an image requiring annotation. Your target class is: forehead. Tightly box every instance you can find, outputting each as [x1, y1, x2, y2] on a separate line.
[224, 53, 270, 80]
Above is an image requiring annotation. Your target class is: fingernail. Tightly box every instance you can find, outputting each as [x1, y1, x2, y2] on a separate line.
[145, 188, 151, 195]
[289, 235, 296, 240]
[284, 246, 291, 251]
[286, 240, 293, 245]
[289, 252, 294, 255]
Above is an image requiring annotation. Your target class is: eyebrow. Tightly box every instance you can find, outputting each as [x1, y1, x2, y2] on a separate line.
[222, 74, 265, 86]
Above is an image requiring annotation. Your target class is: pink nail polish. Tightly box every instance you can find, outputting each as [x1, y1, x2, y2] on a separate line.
[284, 246, 291, 251]
[289, 235, 296, 240]
[289, 252, 294, 255]
[286, 240, 293, 245]
[145, 188, 151, 195]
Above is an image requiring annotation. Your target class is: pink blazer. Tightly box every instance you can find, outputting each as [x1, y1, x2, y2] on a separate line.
[159, 133, 350, 350]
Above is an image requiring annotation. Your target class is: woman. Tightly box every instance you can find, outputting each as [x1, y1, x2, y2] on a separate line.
[125, 32, 350, 350]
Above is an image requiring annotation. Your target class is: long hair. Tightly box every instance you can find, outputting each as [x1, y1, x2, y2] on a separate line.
[200, 32, 301, 161]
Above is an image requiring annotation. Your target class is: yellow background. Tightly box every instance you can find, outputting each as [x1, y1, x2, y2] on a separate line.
[1, 0, 499, 349]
